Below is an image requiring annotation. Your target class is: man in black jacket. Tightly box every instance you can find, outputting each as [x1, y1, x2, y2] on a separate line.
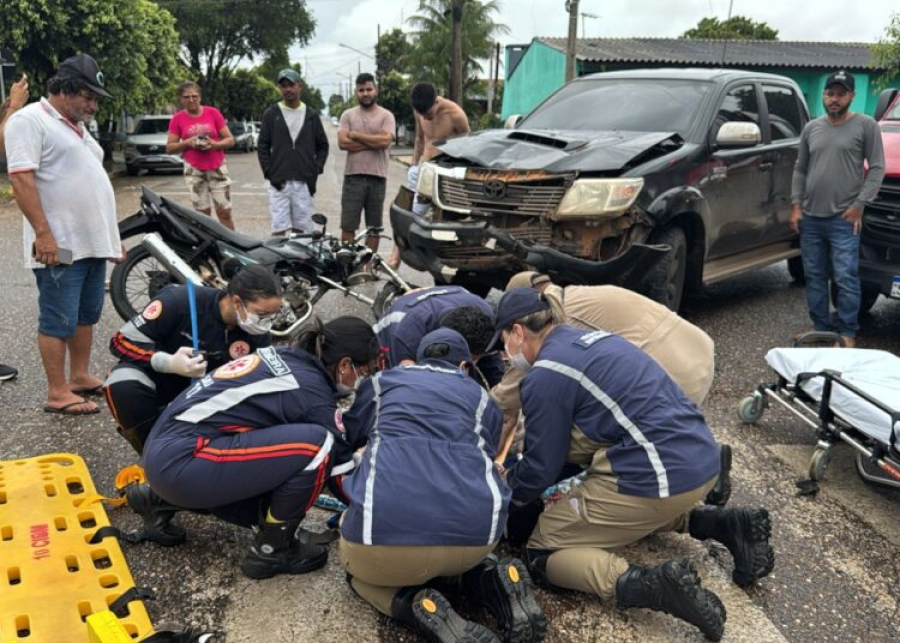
[257, 69, 329, 235]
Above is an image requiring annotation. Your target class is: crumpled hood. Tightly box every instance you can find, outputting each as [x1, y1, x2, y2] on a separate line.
[436, 128, 681, 173]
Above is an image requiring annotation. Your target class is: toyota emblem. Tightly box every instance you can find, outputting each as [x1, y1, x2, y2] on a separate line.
[149, 145, 158, 152]
[483, 179, 507, 199]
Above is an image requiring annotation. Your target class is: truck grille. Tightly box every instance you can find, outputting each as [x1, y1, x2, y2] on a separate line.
[865, 177, 900, 240]
[136, 144, 166, 154]
[437, 172, 573, 218]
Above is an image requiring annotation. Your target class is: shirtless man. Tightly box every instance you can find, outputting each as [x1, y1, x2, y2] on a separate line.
[388, 82, 470, 268]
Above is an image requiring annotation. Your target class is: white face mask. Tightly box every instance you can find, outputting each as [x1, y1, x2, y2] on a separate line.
[504, 333, 531, 373]
[237, 300, 275, 336]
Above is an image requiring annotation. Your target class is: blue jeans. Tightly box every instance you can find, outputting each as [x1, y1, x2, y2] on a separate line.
[799, 215, 860, 336]
[33, 258, 107, 339]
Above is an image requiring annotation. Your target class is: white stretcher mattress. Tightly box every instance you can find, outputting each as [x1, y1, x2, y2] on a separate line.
[765, 348, 900, 447]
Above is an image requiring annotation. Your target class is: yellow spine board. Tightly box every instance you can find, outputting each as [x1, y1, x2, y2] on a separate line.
[0, 454, 153, 642]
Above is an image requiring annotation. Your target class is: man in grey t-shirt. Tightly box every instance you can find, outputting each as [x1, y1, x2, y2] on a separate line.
[790, 70, 884, 346]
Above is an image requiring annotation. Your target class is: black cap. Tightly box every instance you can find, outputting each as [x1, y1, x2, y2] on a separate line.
[57, 54, 112, 98]
[825, 70, 855, 92]
[417, 328, 473, 365]
[487, 287, 551, 351]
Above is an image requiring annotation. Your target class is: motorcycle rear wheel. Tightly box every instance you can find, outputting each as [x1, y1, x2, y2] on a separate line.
[110, 245, 206, 322]
[373, 282, 406, 319]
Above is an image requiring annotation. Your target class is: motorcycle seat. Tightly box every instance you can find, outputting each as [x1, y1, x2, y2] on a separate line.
[162, 197, 264, 250]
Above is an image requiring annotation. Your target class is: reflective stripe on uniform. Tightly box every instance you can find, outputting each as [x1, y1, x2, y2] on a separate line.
[401, 364, 460, 376]
[104, 366, 157, 391]
[362, 372, 384, 545]
[533, 359, 671, 498]
[303, 432, 334, 472]
[372, 310, 406, 335]
[473, 387, 503, 544]
[174, 374, 299, 423]
[120, 320, 154, 344]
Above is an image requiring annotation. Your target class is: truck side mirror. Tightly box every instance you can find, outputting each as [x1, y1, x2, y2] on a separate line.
[716, 122, 761, 148]
[874, 88, 899, 122]
[504, 114, 522, 129]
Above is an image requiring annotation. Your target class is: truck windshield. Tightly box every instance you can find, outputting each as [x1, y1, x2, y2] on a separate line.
[520, 79, 712, 138]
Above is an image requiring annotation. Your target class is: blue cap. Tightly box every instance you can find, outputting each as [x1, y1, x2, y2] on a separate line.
[487, 287, 550, 351]
[416, 328, 473, 365]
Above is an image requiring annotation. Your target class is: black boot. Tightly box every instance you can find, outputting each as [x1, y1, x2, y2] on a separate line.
[616, 559, 726, 641]
[240, 518, 328, 579]
[124, 483, 186, 546]
[463, 555, 547, 643]
[390, 587, 499, 643]
[689, 506, 775, 587]
[704, 444, 732, 506]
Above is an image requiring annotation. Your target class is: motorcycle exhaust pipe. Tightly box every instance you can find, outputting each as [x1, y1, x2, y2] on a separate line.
[269, 302, 314, 338]
[140, 233, 205, 287]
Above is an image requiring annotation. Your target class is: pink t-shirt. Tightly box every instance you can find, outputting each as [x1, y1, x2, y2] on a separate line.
[169, 106, 227, 171]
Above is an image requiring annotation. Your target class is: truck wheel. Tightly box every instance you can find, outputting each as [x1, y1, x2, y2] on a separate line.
[829, 282, 881, 315]
[787, 256, 805, 284]
[643, 226, 686, 311]
[126, 163, 139, 176]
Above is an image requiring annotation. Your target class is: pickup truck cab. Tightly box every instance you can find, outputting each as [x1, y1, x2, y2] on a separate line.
[390, 68, 809, 308]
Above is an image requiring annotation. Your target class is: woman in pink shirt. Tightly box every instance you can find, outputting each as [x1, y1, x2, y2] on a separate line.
[166, 82, 236, 230]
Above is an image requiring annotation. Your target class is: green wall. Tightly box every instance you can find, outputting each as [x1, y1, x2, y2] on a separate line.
[503, 41, 900, 121]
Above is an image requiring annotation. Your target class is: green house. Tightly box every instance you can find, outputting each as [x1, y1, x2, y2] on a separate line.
[502, 37, 900, 121]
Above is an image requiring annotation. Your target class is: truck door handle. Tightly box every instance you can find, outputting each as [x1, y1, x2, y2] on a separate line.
[759, 162, 773, 171]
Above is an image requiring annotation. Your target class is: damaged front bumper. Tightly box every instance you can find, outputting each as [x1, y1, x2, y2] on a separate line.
[390, 189, 667, 290]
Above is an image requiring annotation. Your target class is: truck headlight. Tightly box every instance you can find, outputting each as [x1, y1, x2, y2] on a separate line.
[125, 144, 138, 154]
[416, 162, 438, 199]
[555, 178, 644, 218]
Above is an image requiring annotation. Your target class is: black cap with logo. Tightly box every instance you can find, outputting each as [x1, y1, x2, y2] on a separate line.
[825, 70, 855, 92]
[57, 54, 112, 98]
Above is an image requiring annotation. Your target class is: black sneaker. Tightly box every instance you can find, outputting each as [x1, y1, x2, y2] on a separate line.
[392, 587, 499, 643]
[465, 556, 547, 643]
[689, 506, 775, 587]
[704, 445, 732, 506]
[0, 363, 18, 382]
[241, 519, 328, 579]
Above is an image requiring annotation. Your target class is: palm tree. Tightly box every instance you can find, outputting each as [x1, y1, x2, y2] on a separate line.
[406, 0, 509, 98]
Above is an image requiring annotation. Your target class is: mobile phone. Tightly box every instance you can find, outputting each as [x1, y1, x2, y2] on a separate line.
[57, 248, 74, 265]
[198, 134, 211, 141]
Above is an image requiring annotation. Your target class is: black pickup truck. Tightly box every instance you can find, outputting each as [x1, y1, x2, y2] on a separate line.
[390, 68, 810, 308]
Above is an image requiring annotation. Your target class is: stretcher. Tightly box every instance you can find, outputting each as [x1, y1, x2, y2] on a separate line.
[737, 341, 900, 488]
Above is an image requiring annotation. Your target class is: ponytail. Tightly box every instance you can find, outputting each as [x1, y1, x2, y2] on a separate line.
[294, 316, 379, 369]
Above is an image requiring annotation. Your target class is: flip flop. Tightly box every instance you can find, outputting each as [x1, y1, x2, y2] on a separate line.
[43, 398, 100, 416]
[71, 384, 103, 396]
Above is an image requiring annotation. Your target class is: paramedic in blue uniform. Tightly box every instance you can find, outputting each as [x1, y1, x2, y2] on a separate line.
[373, 284, 503, 386]
[339, 328, 546, 643]
[127, 317, 380, 580]
[493, 288, 776, 642]
[103, 265, 281, 454]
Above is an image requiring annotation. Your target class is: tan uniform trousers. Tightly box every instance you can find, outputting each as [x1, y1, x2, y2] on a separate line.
[340, 538, 497, 615]
[528, 470, 717, 599]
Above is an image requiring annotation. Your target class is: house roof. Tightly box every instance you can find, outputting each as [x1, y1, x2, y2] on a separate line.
[538, 37, 882, 71]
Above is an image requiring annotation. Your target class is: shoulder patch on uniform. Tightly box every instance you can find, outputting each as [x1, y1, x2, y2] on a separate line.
[229, 340, 251, 359]
[258, 346, 291, 377]
[408, 288, 453, 307]
[213, 354, 261, 379]
[573, 330, 612, 349]
[142, 299, 163, 320]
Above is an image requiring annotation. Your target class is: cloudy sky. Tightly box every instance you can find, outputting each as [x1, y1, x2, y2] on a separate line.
[297, 0, 900, 97]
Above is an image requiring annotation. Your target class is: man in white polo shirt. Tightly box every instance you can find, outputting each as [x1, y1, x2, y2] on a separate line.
[5, 53, 123, 415]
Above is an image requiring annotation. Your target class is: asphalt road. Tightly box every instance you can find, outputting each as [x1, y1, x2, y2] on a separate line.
[1, 120, 899, 642]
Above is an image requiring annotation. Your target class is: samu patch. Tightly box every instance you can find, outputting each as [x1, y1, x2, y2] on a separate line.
[213, 354, 261, 379]
[229, 340, 251, 359]
[573, 330, 612, 349]
[142, 299, 163, 320]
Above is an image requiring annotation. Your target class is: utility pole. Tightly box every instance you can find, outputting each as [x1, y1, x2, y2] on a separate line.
[565, 0, 580, 82]
[449, 0, 464, 104]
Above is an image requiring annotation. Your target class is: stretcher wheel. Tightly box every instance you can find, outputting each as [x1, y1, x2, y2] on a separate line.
[737, 395, 764, 424]
[808, 447, 832, 481]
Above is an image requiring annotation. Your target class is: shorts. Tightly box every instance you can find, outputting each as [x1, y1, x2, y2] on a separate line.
[269, 181, 314, 233]
[33, 258, 107, 338]
[184, 163, 232, 212]
[341, 174, 387, 232]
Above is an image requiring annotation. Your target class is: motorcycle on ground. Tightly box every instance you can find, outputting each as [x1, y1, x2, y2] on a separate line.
[109, 187, 413, 337]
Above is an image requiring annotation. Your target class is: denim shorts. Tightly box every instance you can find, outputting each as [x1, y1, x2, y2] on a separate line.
[33, 258, 107, 338]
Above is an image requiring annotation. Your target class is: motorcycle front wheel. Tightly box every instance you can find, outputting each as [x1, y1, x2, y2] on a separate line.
[373, 281, 411, 319]
[110, 245, 202, 321]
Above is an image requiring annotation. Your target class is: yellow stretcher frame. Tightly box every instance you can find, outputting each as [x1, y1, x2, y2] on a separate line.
[0, 453, 153, 642]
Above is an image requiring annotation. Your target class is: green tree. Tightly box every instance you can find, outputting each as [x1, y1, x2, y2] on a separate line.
[873, 13, 900, 87]
[0, 0, 182, 122]
[406, 0, 509, 97]
[681, 16, 779, 40]
[376, 28, 411, 79]
[157, 0, 316, 104]
[218, 68, 279, 121]
[328, 93, 346, 118]
[252, 55, 325, 111]
[378, 70, 413, 136]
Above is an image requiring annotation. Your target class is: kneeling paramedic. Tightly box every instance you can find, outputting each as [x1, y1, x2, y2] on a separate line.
[339, 329, 547, 643]
[493, 289, 775, 641]
[373, 284, 503, 387]
[127, 317, 379, 579]
[104, 264, 282, 454]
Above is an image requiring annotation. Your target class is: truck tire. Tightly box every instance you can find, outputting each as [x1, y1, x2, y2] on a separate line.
[643, 226, 687, 311]
[829, 281, 881, 315]
[126, 163, 139, 176]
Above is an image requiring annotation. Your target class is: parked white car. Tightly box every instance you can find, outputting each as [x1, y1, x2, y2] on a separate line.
[122, 115, 182, 176]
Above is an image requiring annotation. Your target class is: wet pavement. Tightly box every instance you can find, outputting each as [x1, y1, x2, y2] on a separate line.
[1, 121, 899, 642]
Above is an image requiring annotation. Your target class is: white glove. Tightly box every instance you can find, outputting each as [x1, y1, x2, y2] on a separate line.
[151, 346, 207, 378]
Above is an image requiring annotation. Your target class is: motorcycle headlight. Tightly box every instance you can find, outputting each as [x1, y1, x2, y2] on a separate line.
[416, 162, 438, 199]
[555, 178, 644, 218]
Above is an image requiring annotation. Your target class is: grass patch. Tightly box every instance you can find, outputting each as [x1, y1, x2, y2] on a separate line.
[0, 186, 14, 203]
